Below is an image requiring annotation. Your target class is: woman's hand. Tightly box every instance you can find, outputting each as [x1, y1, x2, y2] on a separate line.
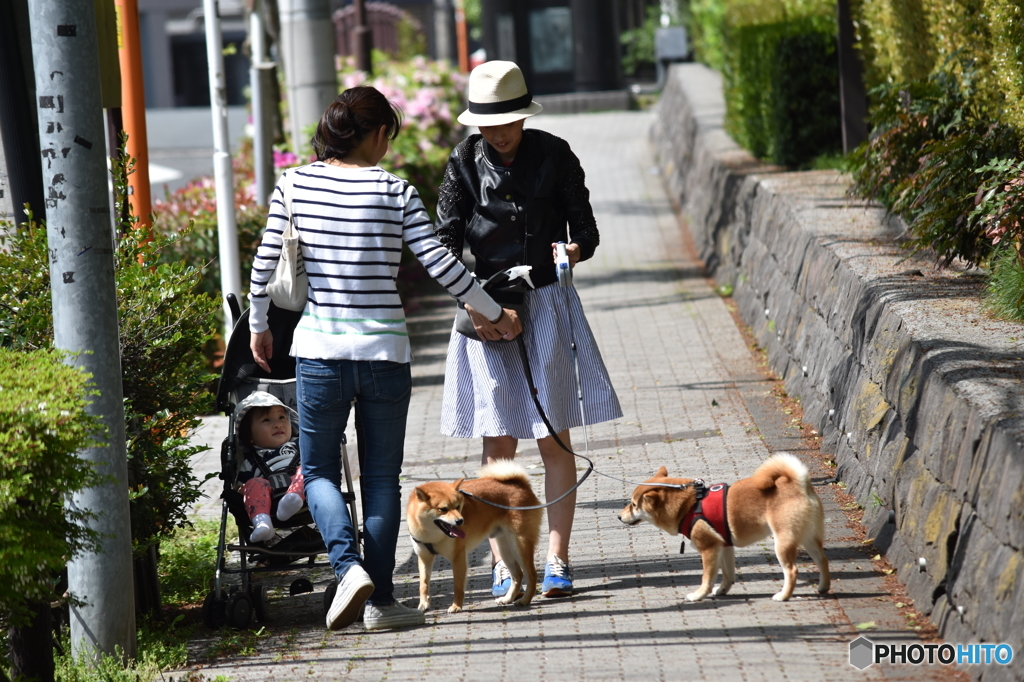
[466, 304, 523, 341]
[251, 331, 274, 373]
[551, 242, 581, 267]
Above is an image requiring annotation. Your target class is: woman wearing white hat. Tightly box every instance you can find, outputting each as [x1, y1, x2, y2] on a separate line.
[435, 61, 622, 599]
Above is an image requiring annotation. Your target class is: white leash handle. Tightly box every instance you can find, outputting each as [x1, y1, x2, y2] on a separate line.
[555, 242, 572, 288]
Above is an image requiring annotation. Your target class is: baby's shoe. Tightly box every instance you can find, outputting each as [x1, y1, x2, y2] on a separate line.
[250, 513, 274, 543]
[277, 492, 304, 521]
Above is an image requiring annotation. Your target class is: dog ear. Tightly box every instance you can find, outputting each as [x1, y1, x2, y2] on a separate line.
[655, 466, 668, 477]
[415, 487, 430, 502]
[452, 477, 465, 490]
[638, 488, 660, 511]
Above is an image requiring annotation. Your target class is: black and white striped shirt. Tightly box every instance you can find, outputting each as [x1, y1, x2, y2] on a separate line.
[249, 162, 500, 362]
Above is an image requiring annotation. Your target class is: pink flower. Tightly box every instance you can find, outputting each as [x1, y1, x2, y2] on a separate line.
[274, 150, 299, 169]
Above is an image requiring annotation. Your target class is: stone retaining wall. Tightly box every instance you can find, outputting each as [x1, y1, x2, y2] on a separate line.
[653, 62, 1023, 681]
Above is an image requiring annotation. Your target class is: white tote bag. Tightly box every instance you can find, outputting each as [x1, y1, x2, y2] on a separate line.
[266, 173, 309, 311]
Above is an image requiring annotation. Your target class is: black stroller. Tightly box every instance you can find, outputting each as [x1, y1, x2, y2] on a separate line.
[201, 296, 360, 629]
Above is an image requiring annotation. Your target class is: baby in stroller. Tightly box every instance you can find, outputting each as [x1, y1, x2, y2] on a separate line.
[234, 391, 306, 543]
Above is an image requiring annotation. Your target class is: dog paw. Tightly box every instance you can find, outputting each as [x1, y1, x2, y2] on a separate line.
[514, 596, 533, 607]
[685, 591, 707, 602]
[447, 604, 463, 614]
[417, 600, 430, 612]
[494, 594, 514, 606]
[771, 591, 791, 602]
[711, 585, 731, 597]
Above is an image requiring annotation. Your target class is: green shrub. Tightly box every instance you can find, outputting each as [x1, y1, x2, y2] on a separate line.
[853, 0, 1024, 135]
[688, 0, 731, 70]
[724, 12, 841, 166]
[158, 518, 219, 606]
[983, 246, 1024, 321]
[0, 349, 105, 629]
[620, 4, 687, 77]
[847, 63, 1021, 266]
[0, 143, 219, 556]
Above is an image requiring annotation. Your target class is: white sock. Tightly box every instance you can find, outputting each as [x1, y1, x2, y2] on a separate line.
[277, 492, 304, 521]
[250, 513, 274, 543]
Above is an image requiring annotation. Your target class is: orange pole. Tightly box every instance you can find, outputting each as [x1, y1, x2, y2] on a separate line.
[114, 0, 152, 228]
[454, 0, 469, 73]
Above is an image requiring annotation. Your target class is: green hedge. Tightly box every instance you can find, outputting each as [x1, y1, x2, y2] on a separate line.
[724, 14, 841, 166]
[0, 349, 104, 628]
[854, 0, 1024, 135]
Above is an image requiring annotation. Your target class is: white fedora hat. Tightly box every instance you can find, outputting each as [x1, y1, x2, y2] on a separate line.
[458, 61, 543, 127]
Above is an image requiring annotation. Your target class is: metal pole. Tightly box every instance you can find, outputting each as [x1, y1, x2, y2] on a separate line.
[433, 0, 454, 63]
[453, 0, 469, 73]
[837, 0, 868, 152]
[250, 0, 275, 207]
[352, 0, 372, 74]
[277, 0, 338, 155]
[27, 0, 136, 661]
[114, 0, 151, 228]
[203, 0, 243, 337]
[0, 0, 45, 225]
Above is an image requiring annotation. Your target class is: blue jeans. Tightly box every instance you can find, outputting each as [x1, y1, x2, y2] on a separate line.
[296, 357, 411, 605]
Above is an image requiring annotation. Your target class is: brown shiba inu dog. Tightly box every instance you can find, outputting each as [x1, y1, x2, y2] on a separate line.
[407, 460, 542, 613]
[618, 453, 830, 602]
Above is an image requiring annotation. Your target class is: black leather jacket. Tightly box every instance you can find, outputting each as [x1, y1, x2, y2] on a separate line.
[434, 129, 600, 295]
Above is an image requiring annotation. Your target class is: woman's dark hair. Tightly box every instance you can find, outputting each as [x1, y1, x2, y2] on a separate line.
[311, 86, 403, 162]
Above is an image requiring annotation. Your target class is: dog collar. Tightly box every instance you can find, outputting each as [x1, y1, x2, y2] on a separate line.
[678, 483, 732, 550]
[411, 535, 438, 556]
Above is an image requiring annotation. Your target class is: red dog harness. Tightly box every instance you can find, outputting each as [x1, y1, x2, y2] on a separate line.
[679, 482, 732, 548]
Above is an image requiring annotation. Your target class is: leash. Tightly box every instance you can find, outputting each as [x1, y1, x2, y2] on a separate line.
[457, 278, 693, 512]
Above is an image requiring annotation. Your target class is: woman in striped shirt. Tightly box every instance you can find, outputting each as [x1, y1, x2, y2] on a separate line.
[248, 86, 521, 632]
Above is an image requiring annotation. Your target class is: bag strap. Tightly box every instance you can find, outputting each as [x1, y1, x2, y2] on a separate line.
[280, 171, 295, 228]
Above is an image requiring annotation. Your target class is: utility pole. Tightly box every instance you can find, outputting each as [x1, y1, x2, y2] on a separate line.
[433, 0, 454, 63]
[203, 0, 243, 336]
[250, 0, 276, 206]
[352, 0, 372, 74]
[0, 0, 45, 226]
[277, 0, 337, 155]
[837, 0, 867, 152]
[113, 0, 151, 228]
[453, 0, 469, 73]
[28, 0, 136, 662]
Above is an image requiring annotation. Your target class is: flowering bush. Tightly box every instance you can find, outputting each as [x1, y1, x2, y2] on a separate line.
[152, 137, 269, 308]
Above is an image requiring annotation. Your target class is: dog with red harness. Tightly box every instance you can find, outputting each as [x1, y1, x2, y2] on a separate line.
[618, 453, 830, 602]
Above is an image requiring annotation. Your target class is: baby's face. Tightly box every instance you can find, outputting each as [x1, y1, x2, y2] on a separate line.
[250, 405, 292, 449]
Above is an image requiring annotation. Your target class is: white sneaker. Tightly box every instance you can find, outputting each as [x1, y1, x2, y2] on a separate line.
[276, 492, 303, 521]
[326, 564, 374, 631]
[363, 600, 426, 630]
[249, 514, 274, 543]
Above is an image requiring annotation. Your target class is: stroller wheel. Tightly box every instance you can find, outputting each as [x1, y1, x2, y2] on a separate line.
[290, 577, 314, 596]
[202, 589, 228, 630]
[322, 581, 338, 618]
[249, 582, 269, 622]
[227, 591, 253, 629]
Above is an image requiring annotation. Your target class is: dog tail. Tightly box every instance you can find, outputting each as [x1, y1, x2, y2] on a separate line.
[477, 459, 531, 485]
[754, 453, 810, 491]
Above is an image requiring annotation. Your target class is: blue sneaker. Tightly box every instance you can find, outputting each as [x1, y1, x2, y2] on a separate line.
[542, 556, 574, 597]
[491, 560, 514, 599]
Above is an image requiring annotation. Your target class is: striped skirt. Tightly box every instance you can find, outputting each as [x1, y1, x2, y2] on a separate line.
[440, 282, 622, 440]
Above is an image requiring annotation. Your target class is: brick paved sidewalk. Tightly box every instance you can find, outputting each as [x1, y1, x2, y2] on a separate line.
[182, 111, 955, 681]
